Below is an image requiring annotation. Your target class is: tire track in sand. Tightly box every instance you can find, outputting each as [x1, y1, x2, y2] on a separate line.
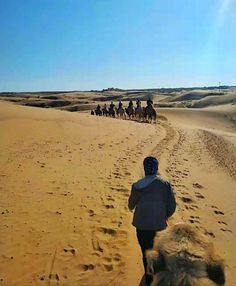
[150, 122, 235, 284]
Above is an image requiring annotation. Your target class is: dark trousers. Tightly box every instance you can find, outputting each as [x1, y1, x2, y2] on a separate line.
[136, 229, 157, 286]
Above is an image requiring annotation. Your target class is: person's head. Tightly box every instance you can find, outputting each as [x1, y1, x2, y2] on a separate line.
[143, 156, 158, 176]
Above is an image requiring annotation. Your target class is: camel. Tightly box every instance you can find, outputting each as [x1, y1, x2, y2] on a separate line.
[125, 105, 135, 119]
[116, 106, 126, 119]
[144, 105, 157, 123]
[135, 106, 144, 121]
[102, 105, 109, 116]
[146, 223, 225, 286]
[95, 106, 102, 116]
[108, 106, 116, 118]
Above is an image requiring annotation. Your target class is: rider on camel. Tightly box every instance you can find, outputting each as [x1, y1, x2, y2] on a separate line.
[128, 99, 134, 107]
[110, 101, 115, 109]
[147, 97, 153, 107]
[95, 104, 102, 116]
[118, 101, 123, 109]
[136, 99, 141, 107]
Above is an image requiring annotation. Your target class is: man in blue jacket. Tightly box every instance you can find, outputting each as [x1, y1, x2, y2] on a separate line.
[128, 156, 176, 286]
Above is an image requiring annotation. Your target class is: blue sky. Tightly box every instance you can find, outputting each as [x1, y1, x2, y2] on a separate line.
[0, 0, 235, 91]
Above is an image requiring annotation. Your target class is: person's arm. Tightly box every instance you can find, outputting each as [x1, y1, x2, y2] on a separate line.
[166, 183, 176, 218]
[128, 184, 140, 211]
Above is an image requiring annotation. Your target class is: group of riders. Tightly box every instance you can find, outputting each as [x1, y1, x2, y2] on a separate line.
[91, 97, 156, 122]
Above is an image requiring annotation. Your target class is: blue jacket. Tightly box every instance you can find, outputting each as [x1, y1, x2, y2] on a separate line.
[128, 175, 176, 230]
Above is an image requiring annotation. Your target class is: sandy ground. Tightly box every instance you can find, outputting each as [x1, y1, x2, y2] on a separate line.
[0, 101, 236, 286]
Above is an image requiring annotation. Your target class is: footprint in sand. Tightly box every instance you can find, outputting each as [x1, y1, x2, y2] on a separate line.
[113, 173, 121, 179]
[193, 183, 204, 189]
[220, 228, 232, 233]
[181, 173, 188, 178]
[218, 221, 227, 225]
[92, 235, 103, 253]
[102, 254, 123, 271]
[214, 210, 224, 215]
[98, 227, 117, 236]
[184, 204, 198, 210]
[204, 230, 215, 238]
[78, 264, 95, 271]
[89, 209, 95, 216]
[39, 275, 46, 281]
[180, 196, 194, 204]
[195, 192, 205, 199]
[105, 204, 114, 209]
[103, 264, 113, 272]
[114, 253, 122, 261]
[63, 247, 77, 255]
[189, 215, 200, 224]
[211, 205, 218, 209]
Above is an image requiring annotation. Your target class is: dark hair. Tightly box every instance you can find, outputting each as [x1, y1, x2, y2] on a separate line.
[143, 156, 158, 176]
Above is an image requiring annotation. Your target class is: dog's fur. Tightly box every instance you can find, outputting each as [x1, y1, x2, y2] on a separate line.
[146, 223, 225, 286]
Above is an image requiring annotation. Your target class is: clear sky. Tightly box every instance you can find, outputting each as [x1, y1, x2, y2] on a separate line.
[0, 0, 236, 91]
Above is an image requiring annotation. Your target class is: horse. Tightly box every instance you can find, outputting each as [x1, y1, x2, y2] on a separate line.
[144, 105, 157, 123]
[116, 107, 126, 119]
[125, 105, 135, 119]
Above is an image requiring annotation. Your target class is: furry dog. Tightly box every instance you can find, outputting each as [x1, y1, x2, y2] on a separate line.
[146, 223, 225, 286]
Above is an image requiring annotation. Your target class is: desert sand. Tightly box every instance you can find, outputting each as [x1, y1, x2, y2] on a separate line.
[0, 96, 236, 286]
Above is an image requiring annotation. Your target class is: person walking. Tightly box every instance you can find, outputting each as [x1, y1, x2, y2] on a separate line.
[128, 156, 176, 286]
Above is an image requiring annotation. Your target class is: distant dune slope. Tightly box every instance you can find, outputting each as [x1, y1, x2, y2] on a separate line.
[191, 93, 236, 108]
[1, 87, 236, 111]
[159, 90, 216, 102]
[158, 91, 236, 108]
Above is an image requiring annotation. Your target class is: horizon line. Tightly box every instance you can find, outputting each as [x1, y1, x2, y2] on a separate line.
[0, 84, 235, 94]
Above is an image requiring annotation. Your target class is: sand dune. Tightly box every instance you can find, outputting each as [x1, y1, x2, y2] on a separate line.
[157, 89, 236, 108]
[159, 90, 215, 102]
[0, 102, 164, 286]
[0, 100, 235, 286]
[1, 87, 235, 113]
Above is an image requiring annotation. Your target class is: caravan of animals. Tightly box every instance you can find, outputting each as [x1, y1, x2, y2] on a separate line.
[91, 98, 157, 123]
